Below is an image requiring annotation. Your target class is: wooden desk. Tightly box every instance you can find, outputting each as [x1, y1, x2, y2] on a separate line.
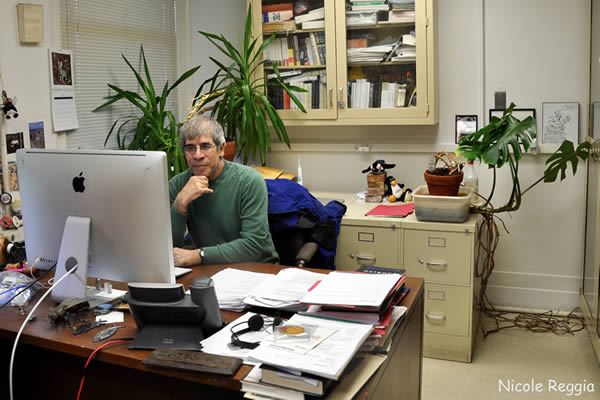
[1, 263, 423, 400]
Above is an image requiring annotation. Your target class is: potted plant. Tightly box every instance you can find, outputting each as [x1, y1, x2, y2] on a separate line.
[424, 151, 464, 196]
[189, 6, 306, 165]
[93, 46, 200, 179]
[455, 103, 591, 335]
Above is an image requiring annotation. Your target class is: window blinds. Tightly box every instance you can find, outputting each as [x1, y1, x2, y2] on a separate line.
[60, 0, 177, 149]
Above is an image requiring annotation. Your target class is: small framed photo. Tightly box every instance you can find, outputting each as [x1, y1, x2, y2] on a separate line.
[455, 115, 478, 143]
[542, 102, 579, 144]
[489, 108, 536, 123]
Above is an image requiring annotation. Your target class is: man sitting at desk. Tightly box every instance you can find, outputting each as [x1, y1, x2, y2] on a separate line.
[169, 115, 279, 266]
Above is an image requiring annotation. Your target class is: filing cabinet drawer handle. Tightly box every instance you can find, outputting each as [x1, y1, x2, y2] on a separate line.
[350, 254, 376, 263]
[418, 259, 448, 270]
[425, 314, 447, 321]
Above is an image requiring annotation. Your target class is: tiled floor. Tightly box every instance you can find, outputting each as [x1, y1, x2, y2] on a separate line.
[422, 318, 600, 399]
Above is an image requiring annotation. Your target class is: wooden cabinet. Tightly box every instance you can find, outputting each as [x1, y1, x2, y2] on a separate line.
[250, 0, 437, 125]
[333, 197, 480, 362]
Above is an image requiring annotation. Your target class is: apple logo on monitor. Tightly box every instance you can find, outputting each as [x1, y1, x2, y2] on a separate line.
[72, 172, 86, 193]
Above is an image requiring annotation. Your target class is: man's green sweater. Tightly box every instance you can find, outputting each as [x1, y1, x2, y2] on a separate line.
[169, 161, 278, 264]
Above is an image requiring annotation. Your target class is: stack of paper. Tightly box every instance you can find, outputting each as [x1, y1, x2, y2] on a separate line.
[247, 313, 373, 380]
[300, 270, 402, 310]
[347, 44, 394, 64]
[244, 268, 323, 311]
[210, 268, 271, 311]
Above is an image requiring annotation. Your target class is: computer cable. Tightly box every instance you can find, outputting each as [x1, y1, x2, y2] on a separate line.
[8, 264, 77, 400]
[76, 338, 133, 400]
[0, 261, 54, 311]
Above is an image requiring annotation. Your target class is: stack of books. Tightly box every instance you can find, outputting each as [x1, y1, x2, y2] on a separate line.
[388, 0, 415, 22]
[262, 3, 295, 33]
[295, 7, 325, 30]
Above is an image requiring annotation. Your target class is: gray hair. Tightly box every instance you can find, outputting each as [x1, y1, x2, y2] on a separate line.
[179, 115, 226, 149]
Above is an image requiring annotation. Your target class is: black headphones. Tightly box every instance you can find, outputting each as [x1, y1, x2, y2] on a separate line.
[230, 314, 282, 349]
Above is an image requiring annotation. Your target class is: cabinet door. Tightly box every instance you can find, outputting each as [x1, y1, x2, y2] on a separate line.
[334, 0, 434, 123]
[251, 0, 337, 120]
[334, 225, 399, 270]
[423, 283, 471, 336]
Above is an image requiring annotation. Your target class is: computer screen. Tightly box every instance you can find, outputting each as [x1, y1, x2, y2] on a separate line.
[17, 149, 175, 302]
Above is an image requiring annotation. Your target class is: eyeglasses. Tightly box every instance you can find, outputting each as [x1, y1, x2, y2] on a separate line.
[183, 143, 216, 154]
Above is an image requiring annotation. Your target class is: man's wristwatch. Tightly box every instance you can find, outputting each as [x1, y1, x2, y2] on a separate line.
[199, 248, 204, 264]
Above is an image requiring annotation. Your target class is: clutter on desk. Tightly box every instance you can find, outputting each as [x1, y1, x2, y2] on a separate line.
[0, 269, 42, 307]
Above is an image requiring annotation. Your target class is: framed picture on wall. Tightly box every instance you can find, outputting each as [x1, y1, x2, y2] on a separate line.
[455, 115, 478, 143]
[541, 102, 579, 144]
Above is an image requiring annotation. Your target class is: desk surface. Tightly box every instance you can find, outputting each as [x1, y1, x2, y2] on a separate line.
[1, 263, 423, 399]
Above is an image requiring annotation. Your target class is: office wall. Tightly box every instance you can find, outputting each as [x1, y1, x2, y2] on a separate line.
[264, 0, 590, 312]
[0, 0, 65, 195]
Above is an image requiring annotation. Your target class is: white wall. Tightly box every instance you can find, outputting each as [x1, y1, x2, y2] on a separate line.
[265, 0, 590, 312]
[0, 0, 65, 195]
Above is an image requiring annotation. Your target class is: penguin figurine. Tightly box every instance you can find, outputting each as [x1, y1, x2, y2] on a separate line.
[362, 160, 396, 174]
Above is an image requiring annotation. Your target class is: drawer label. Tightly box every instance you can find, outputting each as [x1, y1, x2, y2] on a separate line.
[427, 290, 446, 301]
[358, 232, 375, 242]
[428, 237, 446, 247]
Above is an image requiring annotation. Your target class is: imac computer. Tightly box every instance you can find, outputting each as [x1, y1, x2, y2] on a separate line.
[16, 149, 175, 303]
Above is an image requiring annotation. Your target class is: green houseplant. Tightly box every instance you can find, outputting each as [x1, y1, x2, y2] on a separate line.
[93, 46, 200, 179]
[454, 103, 591, 335]
[190, 6, 306, 165]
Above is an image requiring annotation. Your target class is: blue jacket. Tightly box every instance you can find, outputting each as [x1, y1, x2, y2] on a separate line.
[266, 179, 347, 269]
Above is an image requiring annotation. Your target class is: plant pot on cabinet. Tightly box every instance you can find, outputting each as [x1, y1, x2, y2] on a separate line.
[424, 170, 463, 196]
[223, 140, 236, 162]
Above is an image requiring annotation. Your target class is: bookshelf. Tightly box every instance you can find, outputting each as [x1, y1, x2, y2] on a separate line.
[250, 0, 437, 125]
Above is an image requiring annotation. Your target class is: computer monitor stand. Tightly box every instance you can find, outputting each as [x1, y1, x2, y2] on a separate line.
[51, 216, 125, 306]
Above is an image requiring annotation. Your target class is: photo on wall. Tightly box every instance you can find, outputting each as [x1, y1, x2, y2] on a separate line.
[455, 115, 478, 143]
[8, 162, 18, 191]
[5, 132, 24, 154]
[542, 102, 579, 144]
[29, 121, 45, 149]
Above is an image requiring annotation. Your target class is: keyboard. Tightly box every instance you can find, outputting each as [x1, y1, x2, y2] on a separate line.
[357, 265, 406, 275]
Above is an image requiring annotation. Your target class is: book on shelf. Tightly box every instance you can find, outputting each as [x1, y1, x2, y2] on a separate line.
[263, 20, 295, 33]
[263, 10, 294, 23]
[351, 4, 390, 11]
[261, 2, 293, 13]
[259, 364, 335, 397]
[302, 20, 325, 30]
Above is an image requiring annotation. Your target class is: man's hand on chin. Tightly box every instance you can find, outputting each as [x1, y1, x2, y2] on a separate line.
[173, 247, 202, 267]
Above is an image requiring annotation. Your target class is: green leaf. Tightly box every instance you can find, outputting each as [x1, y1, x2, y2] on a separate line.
[544, 141, 591, 182]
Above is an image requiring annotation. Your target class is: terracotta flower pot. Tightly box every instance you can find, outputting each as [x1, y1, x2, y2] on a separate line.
[223, 140, 236, 162]
[424, 170, 464, 196]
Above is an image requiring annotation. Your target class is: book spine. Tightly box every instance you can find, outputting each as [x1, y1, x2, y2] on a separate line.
[309, 33, 321, 65]
[262, 10, 293, 23]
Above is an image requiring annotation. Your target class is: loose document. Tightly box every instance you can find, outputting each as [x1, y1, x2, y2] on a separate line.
[210, 268, 271, 312]
[244, 268, 324, 311]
